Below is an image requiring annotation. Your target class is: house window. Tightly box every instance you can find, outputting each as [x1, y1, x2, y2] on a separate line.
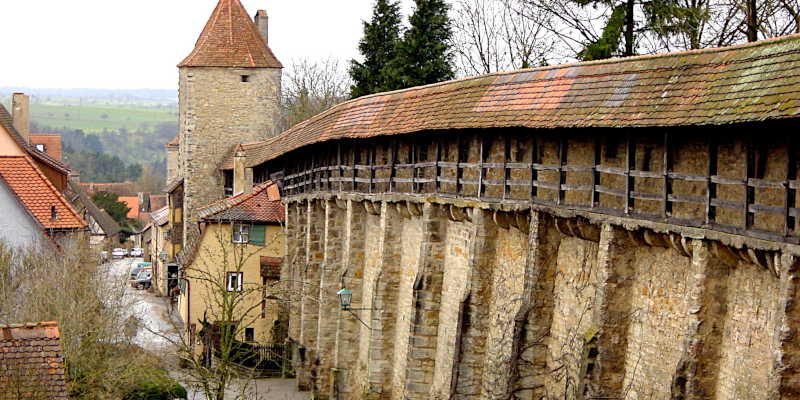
[35, 144, 46, 152]
[245, 327, 255, 342]
[232, 223, 250, 244]
[241, 75, 250, 83]
[226, 272, 243, 292]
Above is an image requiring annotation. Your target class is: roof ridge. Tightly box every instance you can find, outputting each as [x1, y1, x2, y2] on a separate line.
[0, 104, 71, 174]
[197, 181, 277, 216]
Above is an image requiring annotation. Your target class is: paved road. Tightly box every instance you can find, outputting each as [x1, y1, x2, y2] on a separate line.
[108, 258, 309, 400]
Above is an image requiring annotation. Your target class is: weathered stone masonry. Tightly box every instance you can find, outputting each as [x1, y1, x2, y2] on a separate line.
[239, 36, 800, 399]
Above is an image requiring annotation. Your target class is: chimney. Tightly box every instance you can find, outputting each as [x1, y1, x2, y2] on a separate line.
[254, 10, 269, 45]
[233, 147, 254, 195]
[11, 93, 30, 143]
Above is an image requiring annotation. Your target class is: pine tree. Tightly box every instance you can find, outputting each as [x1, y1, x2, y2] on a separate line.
[349, 0, 403, 98]
[391, 0, 455, 89]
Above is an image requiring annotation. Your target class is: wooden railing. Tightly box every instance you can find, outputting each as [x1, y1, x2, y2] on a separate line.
[265, 125, 799, 244]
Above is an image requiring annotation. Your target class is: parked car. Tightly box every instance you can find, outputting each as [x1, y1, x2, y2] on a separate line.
[133, 269, 152, 290]
[130, 248, 144, 257]
[130, 262, 152, 282]
[112, 248, 127, 259]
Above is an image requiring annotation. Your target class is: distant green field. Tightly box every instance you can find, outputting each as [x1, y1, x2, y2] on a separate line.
[30, 104, 177, 133]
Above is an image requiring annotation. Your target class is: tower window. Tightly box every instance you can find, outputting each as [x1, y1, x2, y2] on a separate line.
[241, 75, 250, 83]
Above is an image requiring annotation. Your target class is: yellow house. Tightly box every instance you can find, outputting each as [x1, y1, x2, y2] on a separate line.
[149, 206, 173, 296]
[178, 182, 284, 348]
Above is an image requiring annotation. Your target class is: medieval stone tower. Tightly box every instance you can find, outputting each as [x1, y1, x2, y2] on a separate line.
[177, 0, 282, 245]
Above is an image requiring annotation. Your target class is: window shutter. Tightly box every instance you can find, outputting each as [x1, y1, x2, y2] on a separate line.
[249, 224, 266, 246]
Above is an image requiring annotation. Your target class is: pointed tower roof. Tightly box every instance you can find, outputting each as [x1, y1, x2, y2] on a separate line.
[179, 0, 282, 68]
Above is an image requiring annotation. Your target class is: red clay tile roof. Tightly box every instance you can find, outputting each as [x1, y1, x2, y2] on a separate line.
[0, 156, 86, 230]
[166, 136, 180, 148]
[229, 34, 800, 169]
[29, 134, 63, 161]
[119, 196, 140, 219]
[0, 105, 70, 175]
[178, 0, 282, 68]
[0, 321, 67, 399]
[197, 181, 284, 223]
[79, 182, 137, 197]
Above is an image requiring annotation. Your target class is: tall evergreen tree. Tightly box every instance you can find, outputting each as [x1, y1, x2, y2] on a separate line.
[391, 0, 455, 89]
[349, 0, 403, 98]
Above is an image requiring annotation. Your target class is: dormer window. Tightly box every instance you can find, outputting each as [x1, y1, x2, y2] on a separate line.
[50, 206, 58, 221]
[35, 144, 46, 152]
[241, 75, 250, 83]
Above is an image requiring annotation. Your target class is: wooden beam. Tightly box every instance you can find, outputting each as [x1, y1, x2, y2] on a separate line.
[389, 139, 398, 193]
[411, 136, 418, 194]
[337, 142, 343, 193]
[368, 143, 375, 194]
[351, 144, 357, 192]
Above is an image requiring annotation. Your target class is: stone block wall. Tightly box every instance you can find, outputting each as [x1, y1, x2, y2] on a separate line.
[283, 196, 800, 400]
[177, 66, 281, 245]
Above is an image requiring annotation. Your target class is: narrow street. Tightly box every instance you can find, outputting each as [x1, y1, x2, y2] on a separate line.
[107, 257, 308, 400]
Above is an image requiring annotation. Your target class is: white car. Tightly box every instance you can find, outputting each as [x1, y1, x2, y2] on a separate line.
[112, 248, 127, 259]
[130, 248, 144, 257]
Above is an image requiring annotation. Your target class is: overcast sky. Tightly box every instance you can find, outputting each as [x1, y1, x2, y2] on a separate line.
[0, 0, 415, 90]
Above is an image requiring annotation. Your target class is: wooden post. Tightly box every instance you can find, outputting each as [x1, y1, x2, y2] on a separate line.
[531, 136, 538, 201]
[663, 131, 672, 219]
[745, 138, 755, 229]
[456, 135, 464, 196]
[390, 139, 398, 193]
[625, 133, 635, 214]
[592, 135, 601, 208]
[368, 144, 375, 194]
[557, 136, 567, 205]
[351, 144, 357, 192]
[503, 135, 511, 200]
[337, 142, 343, 193]
[435, 138, 442, 194]
[478, 135, 486, 199]
[411, 137, 418, 194]
[706, 135, 718, 225]
[786, 136, 797, 236]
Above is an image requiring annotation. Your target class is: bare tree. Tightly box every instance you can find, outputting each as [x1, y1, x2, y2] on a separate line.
[451, 0, 555, 75]
[280, 57, 352, 132]
[0, 237, 175, 398]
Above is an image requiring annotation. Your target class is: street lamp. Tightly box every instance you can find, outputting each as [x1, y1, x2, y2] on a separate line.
[337, 288, 353, 311]
[337, 286, 377, 329]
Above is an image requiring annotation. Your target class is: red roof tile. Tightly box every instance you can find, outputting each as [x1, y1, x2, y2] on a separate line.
[229, 34, 800, 169]
[197, 181, 284, 223]
[118, 196, 139, 219]
[166, 136, 180, 148]
[179, 0, 282, 68]
[79, 182, 136, 197]
[0, 321, 67, 399]
[29, 134, 62, 161]
[0, 156, 86, 230]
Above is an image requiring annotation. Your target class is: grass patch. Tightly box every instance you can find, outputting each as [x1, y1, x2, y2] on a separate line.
[31, 104, 177, 134]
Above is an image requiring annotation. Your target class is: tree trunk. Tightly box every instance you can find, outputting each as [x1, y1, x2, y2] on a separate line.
[746, 0, 758, 42]
[625, 0, 635, 56]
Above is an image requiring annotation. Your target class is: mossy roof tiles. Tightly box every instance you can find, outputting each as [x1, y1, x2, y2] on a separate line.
[0, 322, 67, 399]
[227, 34, 800, 170]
